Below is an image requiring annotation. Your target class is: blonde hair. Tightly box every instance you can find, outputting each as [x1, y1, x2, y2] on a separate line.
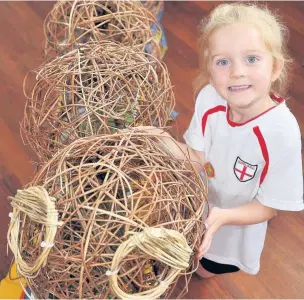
[194, 3, 293, 97]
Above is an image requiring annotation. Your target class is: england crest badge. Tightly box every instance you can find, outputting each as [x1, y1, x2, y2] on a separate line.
[234, 157, 258, 182]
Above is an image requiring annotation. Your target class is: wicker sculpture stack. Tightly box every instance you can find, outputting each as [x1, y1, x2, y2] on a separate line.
[8, 1, 208, 299]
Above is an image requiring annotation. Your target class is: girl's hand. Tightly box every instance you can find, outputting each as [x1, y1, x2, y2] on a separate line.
[135, 126, 171, 138]
[196, 200, 278, 259]
[196, 207, 229, 259]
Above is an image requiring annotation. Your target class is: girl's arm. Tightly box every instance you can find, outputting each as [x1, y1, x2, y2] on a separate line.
[196, 199, 277, 258]
[136, 126, 205, 173]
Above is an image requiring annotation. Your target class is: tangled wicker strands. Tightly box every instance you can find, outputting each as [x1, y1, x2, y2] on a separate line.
[44, 0, 160, 58]
[21, 40, 175, 162]
[141, 1, 164, 20]
[7, 129, 208, 299]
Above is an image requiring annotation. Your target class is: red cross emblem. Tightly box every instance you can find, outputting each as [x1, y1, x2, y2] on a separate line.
[234, 157, 257, 182]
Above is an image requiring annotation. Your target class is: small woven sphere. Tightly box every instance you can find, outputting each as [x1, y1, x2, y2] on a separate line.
[21, 41, 175, 162]
[8, 130, 207, 299]
[44, 0, 159, 57]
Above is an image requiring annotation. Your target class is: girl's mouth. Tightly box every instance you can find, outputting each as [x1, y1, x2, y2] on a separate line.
[228, 85, 252, 92]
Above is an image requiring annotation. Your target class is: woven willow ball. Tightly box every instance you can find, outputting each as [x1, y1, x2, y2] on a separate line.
[44, 0, 159, 57]
[8, 130, 207, 299]
[21, 41, 175, 162]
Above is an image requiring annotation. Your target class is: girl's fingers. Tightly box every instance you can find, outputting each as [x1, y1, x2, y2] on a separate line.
[201, 239, 212, 258]
[197, 232, 211, 258]
[196, 221, 218, 258]
[197, 237, 212, 259]
[135, 126, 156, 131]
[136, 126, 165, 135]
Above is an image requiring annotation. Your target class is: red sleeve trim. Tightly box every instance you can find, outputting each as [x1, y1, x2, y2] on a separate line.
[253, 126, 269, 185]
[202, 105, 226, 135]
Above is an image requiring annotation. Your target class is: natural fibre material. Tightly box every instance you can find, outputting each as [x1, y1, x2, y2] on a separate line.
[44, 0, 160, 58]
[108, 227, 192, 300]
[141, 1, 164, 21]
[8, 130, 207, 299]
[21, 41, 175, 162]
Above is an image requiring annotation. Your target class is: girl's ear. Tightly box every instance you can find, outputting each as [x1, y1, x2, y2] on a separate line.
[271, 59, 283, 83]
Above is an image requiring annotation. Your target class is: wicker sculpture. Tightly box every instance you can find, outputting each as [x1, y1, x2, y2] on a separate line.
[21, 41, 175, 162]
[44, 0, 160, 57]
[8, 130, 207, 299]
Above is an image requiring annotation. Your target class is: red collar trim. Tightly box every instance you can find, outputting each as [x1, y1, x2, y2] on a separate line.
[227, 93, 285, 127]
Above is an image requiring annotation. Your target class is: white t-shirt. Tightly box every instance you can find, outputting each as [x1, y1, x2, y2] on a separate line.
[183, 84, 304, 274]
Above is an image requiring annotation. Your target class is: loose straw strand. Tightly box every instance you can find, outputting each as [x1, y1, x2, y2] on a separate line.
[108, 227, 192, 300]
[7, 186, 63, 278]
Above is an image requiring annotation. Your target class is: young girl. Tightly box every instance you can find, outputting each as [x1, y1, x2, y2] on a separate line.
[138, 3, 304, 277]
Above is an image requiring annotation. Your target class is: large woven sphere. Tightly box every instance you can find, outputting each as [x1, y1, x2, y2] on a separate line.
[21, 41, 175, 162]
[44, 0, 159, 57]
[8, 130, 207, 299]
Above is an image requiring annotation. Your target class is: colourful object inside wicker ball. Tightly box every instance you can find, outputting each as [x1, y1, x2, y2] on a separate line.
[44, 0, 159, 57]
[8, 130, 207, 299]
[21, 41, 175, 161]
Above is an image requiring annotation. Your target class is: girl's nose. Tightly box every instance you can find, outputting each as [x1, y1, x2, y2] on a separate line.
[230, 62, 246, 79]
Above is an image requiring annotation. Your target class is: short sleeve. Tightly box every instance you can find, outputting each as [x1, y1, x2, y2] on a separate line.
[183, 109, 204, 151]
[183, 85, 212, 152]
[256, 127, 304, 211]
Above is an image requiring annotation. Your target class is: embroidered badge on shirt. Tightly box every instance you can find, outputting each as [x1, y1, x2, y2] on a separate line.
[234, 157, 258, 182]
[204, 162, 215, 178]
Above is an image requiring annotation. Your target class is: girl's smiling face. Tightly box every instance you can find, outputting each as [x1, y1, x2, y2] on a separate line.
[208, 23, 281, 111]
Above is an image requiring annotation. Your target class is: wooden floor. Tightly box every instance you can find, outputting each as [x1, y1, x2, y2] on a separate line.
[0, 1, 303, 298]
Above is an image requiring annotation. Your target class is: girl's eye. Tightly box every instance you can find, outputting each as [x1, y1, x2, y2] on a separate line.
[216, 59, 230, 66]
[247, 56, 258, 63]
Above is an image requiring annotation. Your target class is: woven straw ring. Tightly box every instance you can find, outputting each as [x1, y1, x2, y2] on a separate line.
[7, 186, 63, 279]
[107, 227, 193, 300]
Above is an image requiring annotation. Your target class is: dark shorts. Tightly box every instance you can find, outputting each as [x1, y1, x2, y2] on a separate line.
[200, 257, 240, 274]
